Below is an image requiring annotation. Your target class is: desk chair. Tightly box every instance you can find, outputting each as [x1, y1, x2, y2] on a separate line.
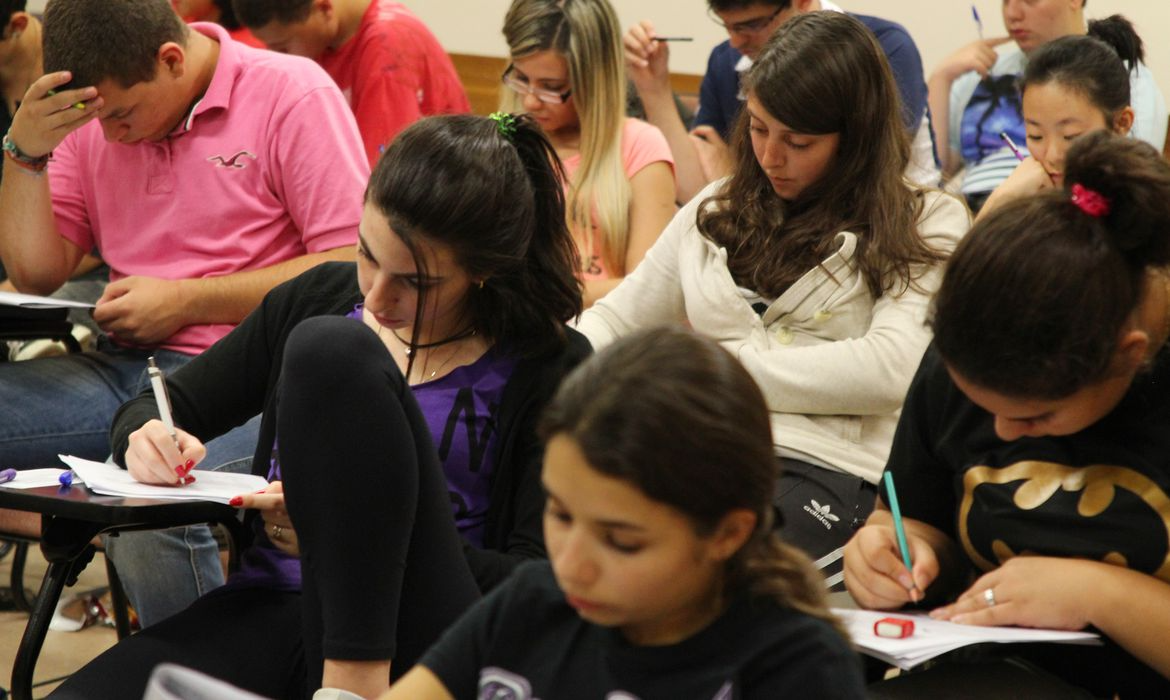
[0, 509, 135, 637]
[0, 306, 83, 358]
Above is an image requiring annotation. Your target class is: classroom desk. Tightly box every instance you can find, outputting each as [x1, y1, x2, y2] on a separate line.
[0, 484, 241, 700]
[0, 307, 81, 354]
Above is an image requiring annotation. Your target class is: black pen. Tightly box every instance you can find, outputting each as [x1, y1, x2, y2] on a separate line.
[651, 36, 693, 42]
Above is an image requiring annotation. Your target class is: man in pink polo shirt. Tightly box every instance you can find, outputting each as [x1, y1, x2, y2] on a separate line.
[235, 0, 470, 165]
[0, 0, 367, 623]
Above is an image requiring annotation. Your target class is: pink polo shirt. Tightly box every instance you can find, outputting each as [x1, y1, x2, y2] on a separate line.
[50, 23, 368, 355]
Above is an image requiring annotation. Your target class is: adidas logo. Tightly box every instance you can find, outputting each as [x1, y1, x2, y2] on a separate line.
[803, 499, 840, 530]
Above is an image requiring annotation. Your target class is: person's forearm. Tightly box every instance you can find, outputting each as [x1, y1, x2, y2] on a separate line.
[927, 74, 958, 177]
[1086, 563, 1170, 679]
[0, 160, 79, 294]
[638, 89, 710, 203]
[176, 246, 355, 324]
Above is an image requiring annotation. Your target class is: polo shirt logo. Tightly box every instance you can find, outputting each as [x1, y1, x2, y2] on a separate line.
[207, 151, 257, 169]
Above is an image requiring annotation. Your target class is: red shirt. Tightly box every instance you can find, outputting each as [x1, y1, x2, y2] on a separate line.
[319, 0, 470, 166]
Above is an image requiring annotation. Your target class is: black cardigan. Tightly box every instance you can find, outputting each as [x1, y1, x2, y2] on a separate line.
[110, 262, 591, 591]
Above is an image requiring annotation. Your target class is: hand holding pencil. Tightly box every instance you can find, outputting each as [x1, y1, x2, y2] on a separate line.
[843, 485, 946, 610]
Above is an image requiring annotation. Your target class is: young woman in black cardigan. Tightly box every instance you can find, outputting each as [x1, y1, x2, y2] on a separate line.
[51, 113, 588, 700]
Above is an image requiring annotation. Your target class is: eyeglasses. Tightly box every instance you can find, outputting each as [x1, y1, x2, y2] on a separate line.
[501, 65, 573, 104]
[707, 6, 786, 35]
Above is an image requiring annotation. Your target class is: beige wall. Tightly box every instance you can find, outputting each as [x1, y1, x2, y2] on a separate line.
[399, 0, 1170, 109]
[24, 1, 1167, 102]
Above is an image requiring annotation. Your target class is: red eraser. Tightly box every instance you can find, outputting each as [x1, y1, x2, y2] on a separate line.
[873, 617, 915, 638]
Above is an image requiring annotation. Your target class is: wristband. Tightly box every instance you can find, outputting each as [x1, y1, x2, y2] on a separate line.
[2, 132, 50, 172]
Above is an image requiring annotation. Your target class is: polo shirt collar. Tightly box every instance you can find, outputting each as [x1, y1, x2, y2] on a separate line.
[170, 22, 242, 137]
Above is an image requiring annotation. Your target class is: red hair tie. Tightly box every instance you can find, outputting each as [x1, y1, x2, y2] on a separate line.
[1070, 183, 1111, 217]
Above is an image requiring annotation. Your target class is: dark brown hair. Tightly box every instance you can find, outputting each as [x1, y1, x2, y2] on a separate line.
[43, 0, 187, 89]
[366, 114, 582, 360]
[231, 0, 313, 28]
[698, 11, 946, 300]
[540, 327, 844, 635]
[933, 131, 1170, 399]
[1022, 15, 1144, 124]
[708, 0, 791, 11]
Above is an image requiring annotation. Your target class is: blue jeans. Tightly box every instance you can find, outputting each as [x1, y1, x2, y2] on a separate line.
[0, 338, 196, 467]
[0, 336, 259, 626]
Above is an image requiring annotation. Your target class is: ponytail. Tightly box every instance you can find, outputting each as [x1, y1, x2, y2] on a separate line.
[1087, 14, 1144, 70]
[730, 532, 847, 640]
[469, 115, 582, 356]
[933, 131, 1170, 398]
[1022, 16, 1144, 122]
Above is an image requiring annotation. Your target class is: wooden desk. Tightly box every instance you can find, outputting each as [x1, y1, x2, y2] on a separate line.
[0, 484, 241, 700]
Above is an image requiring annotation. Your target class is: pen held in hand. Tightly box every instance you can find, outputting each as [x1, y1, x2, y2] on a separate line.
[45, 88, 87, 111]
[883, 471, 918, 595]
[651, 36, 693, 42]
[147, 356, 185, 484]
[1000, 131, 1026, 161]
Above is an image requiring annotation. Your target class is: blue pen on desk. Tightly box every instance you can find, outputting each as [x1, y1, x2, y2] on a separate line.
[971, 5, 983, 39]
[59, 469, 76, 487]
[0, 468, 17, 485]
[999, 131, 1026, 161]
[883, 471, 917, 593]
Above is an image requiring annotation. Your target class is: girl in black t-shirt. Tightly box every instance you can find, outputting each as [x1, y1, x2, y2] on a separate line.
[844, 131, 1170, 697]
[385, 328, 866, 699]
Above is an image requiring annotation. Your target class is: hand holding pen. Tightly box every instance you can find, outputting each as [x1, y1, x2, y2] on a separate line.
[121, 358, 201, 486]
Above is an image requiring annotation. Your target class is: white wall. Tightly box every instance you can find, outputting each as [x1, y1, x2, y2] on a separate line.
[399, 0, 1170, 107]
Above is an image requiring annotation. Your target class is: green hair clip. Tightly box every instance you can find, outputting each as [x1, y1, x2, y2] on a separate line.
[489, 111, 518, 141]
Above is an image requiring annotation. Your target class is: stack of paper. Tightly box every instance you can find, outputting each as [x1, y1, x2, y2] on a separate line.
[59, 455, 268, 505]
[0, 291, 96, 309]
[833, 608, 1101, 670]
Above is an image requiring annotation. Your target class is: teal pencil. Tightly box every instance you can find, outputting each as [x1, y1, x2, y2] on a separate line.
[883, 471, 914, 578]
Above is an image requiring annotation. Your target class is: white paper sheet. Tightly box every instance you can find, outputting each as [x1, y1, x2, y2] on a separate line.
[0, 290, 96, 309]
[833, 608, 1101, 670]
[0, 467, 80, 489]
[59, 455, 268, 505]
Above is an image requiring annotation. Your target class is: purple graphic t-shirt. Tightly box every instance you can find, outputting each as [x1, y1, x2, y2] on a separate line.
[228, 308, 513, 591]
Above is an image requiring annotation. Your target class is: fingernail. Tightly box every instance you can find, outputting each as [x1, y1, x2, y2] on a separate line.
[228, 496, 242, 506]
[184, 459, 195, 470]
[898, 574, 913, 589]
[183, 475, 196, 485]
[175, 465, 187, 476]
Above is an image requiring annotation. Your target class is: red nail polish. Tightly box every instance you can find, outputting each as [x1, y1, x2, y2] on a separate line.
[228, 496, 242, 506]
[184, 459, 195, 470]
[183, 475, 196, 485]
[175, 465, 187, 476]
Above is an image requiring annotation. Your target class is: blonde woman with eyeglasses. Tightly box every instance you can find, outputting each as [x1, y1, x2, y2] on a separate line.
[502, 0, 677, 307]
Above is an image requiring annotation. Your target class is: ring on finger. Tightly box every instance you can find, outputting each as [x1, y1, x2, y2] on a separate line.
[983, 587, 996, 607]
[271, 523, 284, 542]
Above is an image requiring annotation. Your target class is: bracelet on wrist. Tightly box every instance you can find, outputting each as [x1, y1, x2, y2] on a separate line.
[2, 132, 50, 172]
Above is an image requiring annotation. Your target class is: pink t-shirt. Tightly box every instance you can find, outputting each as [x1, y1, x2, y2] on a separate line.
[50, 23, 369, 355]
[319, 0, 470, 166]
[559, 117, 673, 280]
